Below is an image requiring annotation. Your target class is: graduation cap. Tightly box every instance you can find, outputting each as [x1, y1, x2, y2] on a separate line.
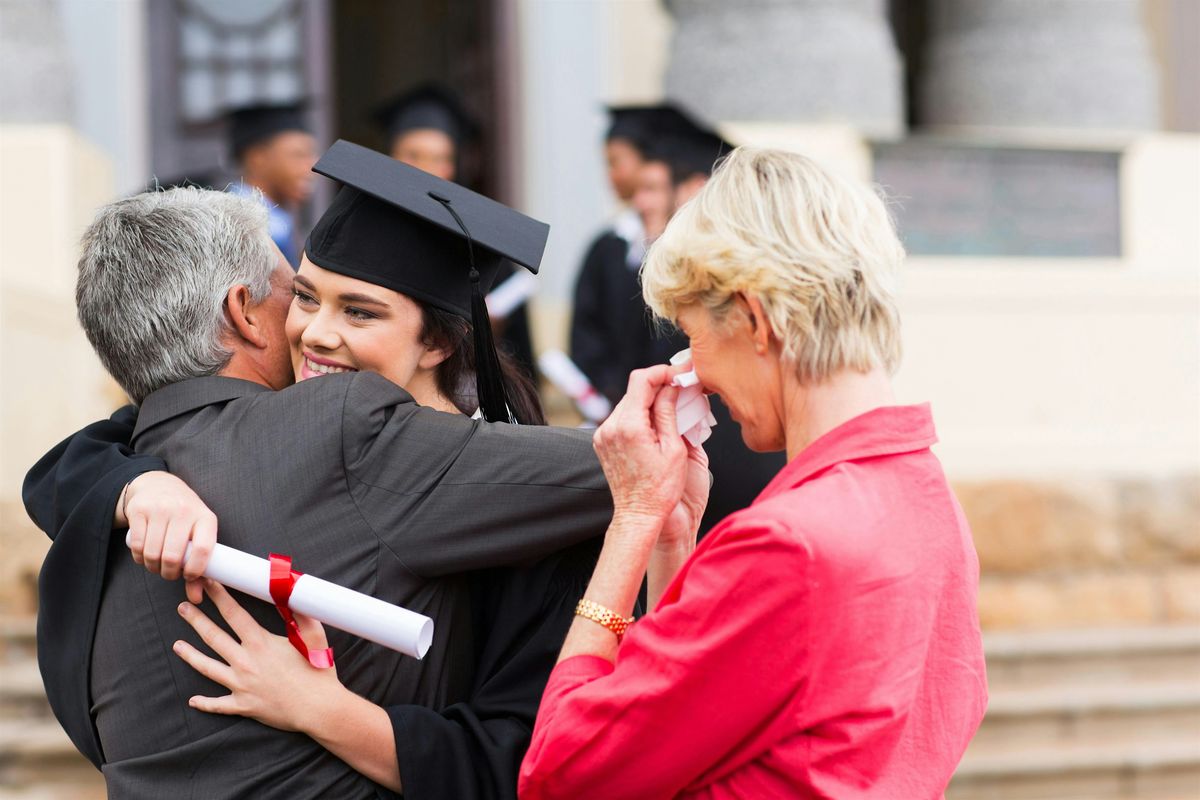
[604, 105, 662, 154]
[373, 84, 480, 149]
[639, 105, 735, 182]
[227, 102, 311, 160]
[306, 139, 549, 423]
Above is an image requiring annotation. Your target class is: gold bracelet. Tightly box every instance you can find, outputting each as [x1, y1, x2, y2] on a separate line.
[575, 598, 635, 640]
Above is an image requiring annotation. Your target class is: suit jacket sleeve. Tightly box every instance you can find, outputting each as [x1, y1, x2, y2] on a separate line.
[341, 373, 613, 577]
[386, 540, 598, 800]
[22, 406, 166, 769]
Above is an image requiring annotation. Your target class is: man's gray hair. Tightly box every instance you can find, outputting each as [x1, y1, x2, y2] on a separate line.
[76, 187, 278, 404]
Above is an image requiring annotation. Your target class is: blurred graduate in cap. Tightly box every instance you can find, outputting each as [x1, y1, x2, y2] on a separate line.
[24, 140, 611, 798]
[570, 103, 712, 407]
[226, 102, 319, 267]
[375, 84, 537, 380]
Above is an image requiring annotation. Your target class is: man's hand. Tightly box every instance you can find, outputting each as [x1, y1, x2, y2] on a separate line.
[119, 471, 217, 604]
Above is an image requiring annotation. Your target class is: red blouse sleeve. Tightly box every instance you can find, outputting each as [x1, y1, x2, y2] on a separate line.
[519, 519, 812, 799]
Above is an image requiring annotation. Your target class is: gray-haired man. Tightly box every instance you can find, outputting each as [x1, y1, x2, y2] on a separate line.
[26, 186, 611, 798]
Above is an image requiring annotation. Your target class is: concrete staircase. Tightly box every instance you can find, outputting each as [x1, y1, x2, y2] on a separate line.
[0, 616, 104, 800]
[948, 627, 1200, 800]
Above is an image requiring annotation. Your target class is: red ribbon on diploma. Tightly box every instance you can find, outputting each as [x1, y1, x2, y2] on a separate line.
[268, 553, 335, 669]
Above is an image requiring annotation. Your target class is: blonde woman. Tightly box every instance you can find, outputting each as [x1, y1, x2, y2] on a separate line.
[520, 148, 987, 799]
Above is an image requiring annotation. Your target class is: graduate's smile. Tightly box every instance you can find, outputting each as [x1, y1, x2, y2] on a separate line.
[299, 351, 357, 380]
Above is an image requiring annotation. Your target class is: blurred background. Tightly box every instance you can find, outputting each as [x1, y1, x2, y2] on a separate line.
[0, 0, 1197, 798]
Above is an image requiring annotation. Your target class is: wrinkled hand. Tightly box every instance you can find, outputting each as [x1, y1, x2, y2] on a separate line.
[660, 441, 710, 548]
[122, 471, 217, 604]
[173, 580, 342, 734]
[593, 365, 690, 529]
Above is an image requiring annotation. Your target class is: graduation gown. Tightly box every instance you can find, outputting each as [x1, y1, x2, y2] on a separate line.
[570, 230, 682, 406]
[23, 372, 611, 799]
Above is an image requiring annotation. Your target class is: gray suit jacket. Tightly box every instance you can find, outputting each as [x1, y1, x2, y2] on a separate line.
[92, 373, 611, 798]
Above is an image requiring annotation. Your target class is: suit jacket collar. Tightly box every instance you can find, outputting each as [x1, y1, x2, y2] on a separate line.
[133, 376, 272, 443]
[756, 403, 938, 503]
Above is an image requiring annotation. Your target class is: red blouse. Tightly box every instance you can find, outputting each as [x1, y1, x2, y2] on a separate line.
[519, 404, 987, 799]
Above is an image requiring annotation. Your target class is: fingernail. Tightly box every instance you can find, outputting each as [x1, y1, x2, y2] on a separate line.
[172, 640, 183, 652]
[177, 603, 189, 615]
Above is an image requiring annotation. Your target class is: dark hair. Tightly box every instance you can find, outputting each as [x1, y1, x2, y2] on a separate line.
[419, 303, 546, 425]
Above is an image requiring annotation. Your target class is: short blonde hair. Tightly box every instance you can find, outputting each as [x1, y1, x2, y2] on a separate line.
[641, 147, 904, 384]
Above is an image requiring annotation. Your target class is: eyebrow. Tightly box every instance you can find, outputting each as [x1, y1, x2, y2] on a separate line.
[294, 275, 391, 310]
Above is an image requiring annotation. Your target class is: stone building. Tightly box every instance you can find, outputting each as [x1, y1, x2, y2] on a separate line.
[1, 0, 1197, 796]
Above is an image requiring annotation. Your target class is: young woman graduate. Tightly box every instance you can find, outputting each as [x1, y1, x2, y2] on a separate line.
[23, 141, 611, 799]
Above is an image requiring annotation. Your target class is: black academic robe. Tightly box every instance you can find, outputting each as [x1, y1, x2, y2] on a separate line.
[569, 231, 656, 406]
[491, 263, 537, 383]
[23, 406, 166, 770]
[23, 399, 604, 799]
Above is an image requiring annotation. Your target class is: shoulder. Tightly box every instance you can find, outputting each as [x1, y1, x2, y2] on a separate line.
[583, 230, 628, 262]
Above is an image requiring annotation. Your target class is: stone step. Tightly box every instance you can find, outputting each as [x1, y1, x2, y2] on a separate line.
[948, 739, 1200, 800]
[971, 680, 1200, 750]
[0, 662, 51, 721]
[983, 626, 1200, 690]
[0, 718, 101, 795]
[0, 620, 35, 664]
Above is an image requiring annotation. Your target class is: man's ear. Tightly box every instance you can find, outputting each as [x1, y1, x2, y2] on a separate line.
[226, 285, 270, 349]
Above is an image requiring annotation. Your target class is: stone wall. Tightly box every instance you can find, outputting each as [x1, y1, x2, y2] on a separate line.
[962, 475, 1200, 628]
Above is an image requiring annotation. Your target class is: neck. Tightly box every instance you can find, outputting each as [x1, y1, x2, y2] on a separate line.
[405, 370, 463, 415]
[781, 367, 895, 460]
[219, 351, 278, 389]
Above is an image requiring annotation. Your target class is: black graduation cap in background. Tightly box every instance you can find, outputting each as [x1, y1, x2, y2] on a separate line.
[373, 84, 480, 148]
[604, 102, 732, 165]
[642, 107, 735, 182]
[306, 140, 549, 422]
[604, 105, 663, 154]
[227, 101, 311, 160]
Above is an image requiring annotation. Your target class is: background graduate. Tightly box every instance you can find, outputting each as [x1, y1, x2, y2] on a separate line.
[225, 102, 319, 268]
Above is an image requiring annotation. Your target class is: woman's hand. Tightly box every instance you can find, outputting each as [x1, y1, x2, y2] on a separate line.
[120, 471, 218, 604]
[173, 580, 345, 734]
[660, 441, 710, 549]
[593, 365, 690, 532]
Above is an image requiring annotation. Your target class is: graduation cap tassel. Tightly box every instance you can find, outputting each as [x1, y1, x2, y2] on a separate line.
[428, 192, 514, 423]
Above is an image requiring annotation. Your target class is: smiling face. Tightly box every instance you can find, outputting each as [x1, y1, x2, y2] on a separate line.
[285, 256, 454, 408]
[675, 301, 787, 453]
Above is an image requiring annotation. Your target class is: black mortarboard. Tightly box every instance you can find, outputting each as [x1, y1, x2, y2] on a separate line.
[639, 105, 735, 182]
[604, 105, 662, 153]
[306, 140, 549, 422]
[373, 84, 480, 148]
[227, 102, 310, 160]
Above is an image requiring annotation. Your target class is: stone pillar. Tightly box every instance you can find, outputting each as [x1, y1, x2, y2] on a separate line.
[663, 0, 904, 139]
[921, 0, 1161, 131]
[0, 0, 74, 123]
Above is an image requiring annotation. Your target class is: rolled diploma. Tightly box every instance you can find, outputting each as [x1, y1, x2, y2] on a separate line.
[126, 534, 433, 659]
[486, 271, 538, 319]
[538, 349, 612, 422]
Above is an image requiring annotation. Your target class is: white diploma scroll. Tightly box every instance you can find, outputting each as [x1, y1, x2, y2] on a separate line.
[538, 349, 613, 424]
[670, 349, 717, 447]
[127, 534, 434, 659]
[485, 271, 538, 320]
